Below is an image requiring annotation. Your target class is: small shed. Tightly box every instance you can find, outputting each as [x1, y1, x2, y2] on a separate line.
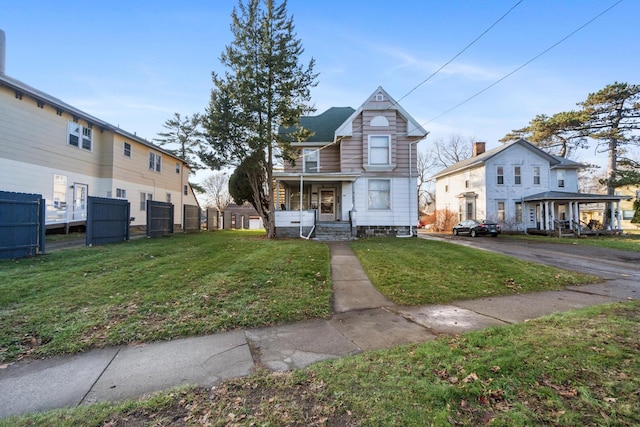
[222, 203, 263, 230]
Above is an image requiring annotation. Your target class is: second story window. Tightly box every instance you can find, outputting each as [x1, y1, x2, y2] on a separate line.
[149, 152, 162, 172]
[369, 135, 390, 165]
[557, 170, 565, 188]
[514, 166, 521, 185]
[67, 121, 92, 151]
[533, 166, 541, 185]
[123, 142, 132, 158]
[303, 148, 319, 172]
[497, 166, 504, 185]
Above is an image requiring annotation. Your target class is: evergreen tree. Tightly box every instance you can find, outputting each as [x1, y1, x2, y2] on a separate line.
[201, 0, 318, 238]
[154, 112, 205, 173]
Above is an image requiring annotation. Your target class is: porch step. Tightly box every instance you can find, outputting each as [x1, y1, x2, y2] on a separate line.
[313, 222, 353, 241]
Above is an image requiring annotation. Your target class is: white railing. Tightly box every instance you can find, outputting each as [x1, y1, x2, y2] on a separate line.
[274, 209, 316, 227]
[45, 203, 87, 225]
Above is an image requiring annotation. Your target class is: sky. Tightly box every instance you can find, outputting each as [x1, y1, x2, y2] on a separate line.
[2, 0, 638, 183]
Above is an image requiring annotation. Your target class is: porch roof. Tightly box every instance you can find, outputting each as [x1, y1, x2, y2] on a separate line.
[522, 191, 632, 203]
[273, 172, 359, 186]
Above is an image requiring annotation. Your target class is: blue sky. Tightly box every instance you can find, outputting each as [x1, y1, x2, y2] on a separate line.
[2, 0, 638, 179]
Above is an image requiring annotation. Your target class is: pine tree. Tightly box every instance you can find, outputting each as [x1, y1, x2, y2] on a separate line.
[154, 112, 205, 173]
[201, 0, 318, 238]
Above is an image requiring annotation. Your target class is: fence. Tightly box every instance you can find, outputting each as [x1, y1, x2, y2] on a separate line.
[206, 207, 220, 230]
[183, 205, 201, 233]
[86, 197, 130, 245]
[147, 200, 174, 237]
[0, 191, 45, 259]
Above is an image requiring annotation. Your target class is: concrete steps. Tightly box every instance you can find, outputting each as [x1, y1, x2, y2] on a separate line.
[313, 222, 353, 241]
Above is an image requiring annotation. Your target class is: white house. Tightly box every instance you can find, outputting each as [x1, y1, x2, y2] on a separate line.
[433, 139, 629, 234]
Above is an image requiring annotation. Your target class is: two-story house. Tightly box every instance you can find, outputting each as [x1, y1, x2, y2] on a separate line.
[434, 139, 628, 234]
[273, 87, 428, 238]
[0, 31, 199, 232]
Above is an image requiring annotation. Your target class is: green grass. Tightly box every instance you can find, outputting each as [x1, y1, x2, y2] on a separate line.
[5, 301, 639, 426]
[505, 232, 640, 252]
[349, 237, 598, 305]
[0, 231, 331, 362]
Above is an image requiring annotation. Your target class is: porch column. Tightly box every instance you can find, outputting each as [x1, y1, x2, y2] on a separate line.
[616, 200, 621, 230]
[568, 201, 573, 230]
[550, 201, 555, 231]
[539, 202, 544, 230]
[575, 202, 581, 236]
[543, 201, 549, 230]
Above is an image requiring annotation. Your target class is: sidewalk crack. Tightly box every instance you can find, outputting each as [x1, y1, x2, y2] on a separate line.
[79, 347, 121, 406]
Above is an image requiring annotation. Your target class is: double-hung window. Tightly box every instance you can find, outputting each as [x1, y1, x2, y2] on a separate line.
[533, 167, 541, 185]
[557, 170, 565, 188]
[140, 192, 153, 211]
[67, 121, 92, 151]
[149, 152, 162, 172]
[369, 135, 390, 165]
[497, 166, 504, 185]
[514, 166, 521, 185]
[497, 201, 505, 221]
[303, 148, 319, 172]
[368, 179, 390, 210]
[123, 142, 132, 158]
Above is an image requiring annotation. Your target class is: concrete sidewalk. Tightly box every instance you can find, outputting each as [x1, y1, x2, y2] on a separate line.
[0, 241, 632, 418]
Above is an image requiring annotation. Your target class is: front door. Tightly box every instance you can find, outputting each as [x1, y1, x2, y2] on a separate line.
[319, 189, 335, 222]
[72, 183, 88, 221]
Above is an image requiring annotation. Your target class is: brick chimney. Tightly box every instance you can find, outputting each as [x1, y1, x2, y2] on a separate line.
[473, 141, 486, 156]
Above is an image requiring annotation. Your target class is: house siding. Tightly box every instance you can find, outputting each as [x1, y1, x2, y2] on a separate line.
[0, 77, 198, 229]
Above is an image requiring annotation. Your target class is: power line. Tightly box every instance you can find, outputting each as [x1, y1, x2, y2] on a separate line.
[419, 0, 624, 130]
[395, 0, 524, 106]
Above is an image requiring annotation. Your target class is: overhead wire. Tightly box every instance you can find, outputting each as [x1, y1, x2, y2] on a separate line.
[414, 0, 624, 133]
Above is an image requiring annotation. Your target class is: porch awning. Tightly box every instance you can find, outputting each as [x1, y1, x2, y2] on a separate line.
[522, 191, 631, 203]
[273, 172, 360, 186]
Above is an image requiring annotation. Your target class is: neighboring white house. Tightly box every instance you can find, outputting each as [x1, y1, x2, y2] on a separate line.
[433, 139, 629, 234]
[274, 87, 428, 238]
[0, 30, 199, 232]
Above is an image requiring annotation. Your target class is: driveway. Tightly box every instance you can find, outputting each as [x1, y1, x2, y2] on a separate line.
[419, 232, 640, 285]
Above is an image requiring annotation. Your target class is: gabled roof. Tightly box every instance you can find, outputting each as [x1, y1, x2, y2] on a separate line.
[280, 106, 355, 143]
[0, 72, 185, 163]
[335, 86, 428, 138]
[432, 139, 577, 179]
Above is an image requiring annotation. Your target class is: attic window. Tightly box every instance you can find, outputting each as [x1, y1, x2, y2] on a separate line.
[375, 94, 384, 101]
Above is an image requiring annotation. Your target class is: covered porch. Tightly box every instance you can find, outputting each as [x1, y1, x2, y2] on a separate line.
[273, 172, 359, 239]
[522, 191, 631, 237]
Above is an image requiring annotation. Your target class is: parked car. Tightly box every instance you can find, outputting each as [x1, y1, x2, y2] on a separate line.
[452, 219, 500, 237]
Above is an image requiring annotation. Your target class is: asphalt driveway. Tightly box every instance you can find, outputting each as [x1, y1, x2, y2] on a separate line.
[419, 232, 640, 293]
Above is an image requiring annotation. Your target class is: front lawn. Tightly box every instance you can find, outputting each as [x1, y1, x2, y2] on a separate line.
[350, 237, 598, 305]
[6, 301, 639, 426]
[505, 232, 640, 252]
[0, 231, 331, 362]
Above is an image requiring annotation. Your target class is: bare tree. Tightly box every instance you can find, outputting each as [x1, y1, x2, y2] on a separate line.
[432, 134, 473, 168]
[417, 150, 438, 212]
[199, 172, 232, 210]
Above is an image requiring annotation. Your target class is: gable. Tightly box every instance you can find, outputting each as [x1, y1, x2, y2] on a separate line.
[335, 87, 427, 138]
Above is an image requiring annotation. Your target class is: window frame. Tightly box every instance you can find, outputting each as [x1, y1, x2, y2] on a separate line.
[116, 188, 126, 199]
[302, 148, 319, 173]
[367, 179, 391, 210]
[557, 170, 565, 188]
[514, 166, 521, 185]
[140, 192, 153, 211]
[368, 135, 391, 166]
[123, 142, 132, 158]
[497, 201, 506, 222]
[149, 152, 162, 172]
[496, 166, 504, 185]
[67, 121, 93, 151]
[533, 166, 541, 185]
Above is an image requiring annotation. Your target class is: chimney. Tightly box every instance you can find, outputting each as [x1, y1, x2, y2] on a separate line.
[473, 141, 486, 156]
[0, 29, 5, 74]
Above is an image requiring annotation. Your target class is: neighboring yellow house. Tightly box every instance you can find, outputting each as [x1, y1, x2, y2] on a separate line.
[619, 185, 640, 231]
[0, 34, 199, 231]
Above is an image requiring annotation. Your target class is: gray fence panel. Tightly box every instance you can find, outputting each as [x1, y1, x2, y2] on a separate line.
[0, 191, 45, 259]
[183, 205, 200, 233]
[146, 201, 174, 237]
[86, 197, 130, 246]
[206, 207, 219, 230]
